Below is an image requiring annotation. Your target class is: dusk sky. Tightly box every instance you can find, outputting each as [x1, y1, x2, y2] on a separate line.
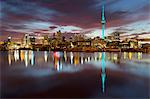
[0, 0, 150, 41]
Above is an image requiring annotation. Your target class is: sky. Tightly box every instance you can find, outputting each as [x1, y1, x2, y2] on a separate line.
[0, 0, 150, 41]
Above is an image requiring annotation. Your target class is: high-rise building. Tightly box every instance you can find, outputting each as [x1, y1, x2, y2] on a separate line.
[43, 35, 49, 45]
[8, 36, 11, 43]
[113, 32, 120, 41]
[23, 34, 31, 48]
[56, 30, 62, 41]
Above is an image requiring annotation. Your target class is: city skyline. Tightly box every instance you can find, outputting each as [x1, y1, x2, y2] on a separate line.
[1, 1, 150, 98]
[1, 0, 150, 42]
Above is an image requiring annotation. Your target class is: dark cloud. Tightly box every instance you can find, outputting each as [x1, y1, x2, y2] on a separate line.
[49, 26, 57, 30]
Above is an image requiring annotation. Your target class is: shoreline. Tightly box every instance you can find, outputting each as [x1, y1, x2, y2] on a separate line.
[0, 48, 149, 53]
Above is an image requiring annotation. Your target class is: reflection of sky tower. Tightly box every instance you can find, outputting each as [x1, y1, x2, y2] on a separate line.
[101, 0, 105, 40]
[101, 52, 106, 93]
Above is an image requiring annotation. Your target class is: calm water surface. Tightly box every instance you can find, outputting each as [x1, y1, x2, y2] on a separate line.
[1, 50, 150, 98]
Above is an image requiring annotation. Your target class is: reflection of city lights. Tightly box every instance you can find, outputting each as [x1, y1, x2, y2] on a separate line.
[54, 58, 58, 69]
[74, 56, 79, 65]
[113, 53, 118, 60]
[94, 53, 97, 61]
[20, 50, 24, 61]
[129, 52, 132, 60]
[99, 52, 102, 60]
[81, 57, 83, 64]
[54, 52, 60, 58]
[137, 52, 142, 60]
[29, 51, 32, 60]
[14, 50, 19, 61]
[60, 60, 63, 71]
[88, 57, 90, 62]
[94, 56, 97, 61]
[91, 57, 94, 61]
[107, 53, 110, 60]
[124, 52, 127, 59]
[85, 58, 87, 62]
[64, 51, 67, 62]
[24, 51, 28, 67]
[44, 51, 48, 62]
[56, 59, 63, 71]
[8, 51, 11, 65]
[57, 61, 60, 71]
[70, 52, 73, 64]
[31, 51, 34, 65]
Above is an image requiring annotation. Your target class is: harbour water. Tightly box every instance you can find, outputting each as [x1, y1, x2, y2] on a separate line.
[1, 50, 150, 98]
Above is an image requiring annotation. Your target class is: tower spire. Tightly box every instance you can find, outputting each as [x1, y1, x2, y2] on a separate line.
[101, 0, 105, 40]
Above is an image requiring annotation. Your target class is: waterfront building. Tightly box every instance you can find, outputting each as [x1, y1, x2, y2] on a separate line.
[56, 30, 62, 41]
[43, 35, 49, 45]
[91, 37, 106, 48]
[29, 35, 36, 45]
[6, 36, 12, 50]
[22, 34, 31, 48]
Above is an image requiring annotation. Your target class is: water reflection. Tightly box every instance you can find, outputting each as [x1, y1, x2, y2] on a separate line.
[0, 50, 150, 96]
[123, 52, 127, 59]
[70, 52, 73, 64]
[24, 50, 28, 67]
[7, 50, 146, 89]
[7, 50, 145, 68]
[129, 52, 132, 60]
[8, 51, 12, 65]
[3, 50, 150, 98]
[64, 51, 67, 62]
[53, 52, 63, 71]
[137, 52, 142, 60]
[44, 51, 48, 62]
[14, 50, 19, 61]
[31, 51, 34, 65]
[101, 52, 106, 93]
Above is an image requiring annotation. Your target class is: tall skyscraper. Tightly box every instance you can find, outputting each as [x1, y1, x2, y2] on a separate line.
[23, 34, 31, 48]
[101, 0, 106, 40]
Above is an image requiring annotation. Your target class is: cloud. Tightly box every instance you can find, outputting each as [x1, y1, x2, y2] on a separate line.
[0, 0, 150, 41]
[49, 26, 58, 30]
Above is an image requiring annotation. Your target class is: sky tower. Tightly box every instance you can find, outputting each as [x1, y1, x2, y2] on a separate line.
[101, 0, 105, 40]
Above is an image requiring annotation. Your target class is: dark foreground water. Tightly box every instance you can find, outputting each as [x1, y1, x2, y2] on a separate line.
[1, 50, 150, 98]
